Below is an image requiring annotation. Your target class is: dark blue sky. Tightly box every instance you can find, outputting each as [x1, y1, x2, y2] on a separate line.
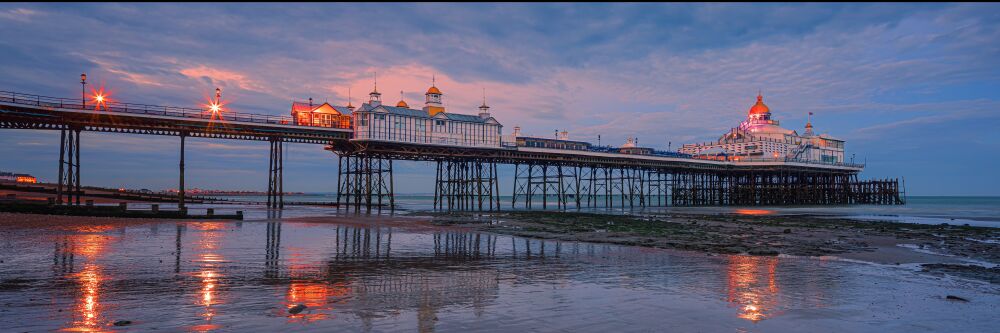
[1, 3, 998, 195]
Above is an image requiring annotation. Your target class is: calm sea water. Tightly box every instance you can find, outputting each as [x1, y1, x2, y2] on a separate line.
[146, 195, 1000, 227]
[0, 218, 997, 332]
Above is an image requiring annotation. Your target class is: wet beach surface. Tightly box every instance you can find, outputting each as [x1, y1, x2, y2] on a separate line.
[0, 213, 999, 332]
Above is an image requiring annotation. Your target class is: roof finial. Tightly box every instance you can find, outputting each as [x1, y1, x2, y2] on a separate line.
[400, 90, 404, 101]
[432, 74, 436, 87]
[482, 87, 487, 106]
[374, 72, 378, 92]
[348, 87, 352, 105]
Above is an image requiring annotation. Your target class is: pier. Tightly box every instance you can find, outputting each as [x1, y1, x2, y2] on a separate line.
[0, 87, 904, 213]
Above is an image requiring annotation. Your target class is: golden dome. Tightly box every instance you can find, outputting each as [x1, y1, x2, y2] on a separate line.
[426, 86, 442, 95]
[396, 100, 409, 108]
[749, 93, 770, 115]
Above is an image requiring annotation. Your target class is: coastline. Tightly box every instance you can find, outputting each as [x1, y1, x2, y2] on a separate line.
[417, 210, 1000, 283]
[2, 209, 997, 284]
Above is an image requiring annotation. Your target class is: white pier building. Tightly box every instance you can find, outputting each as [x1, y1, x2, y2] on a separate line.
[679, 93, 846, 164]
[351, 80, 502, 148]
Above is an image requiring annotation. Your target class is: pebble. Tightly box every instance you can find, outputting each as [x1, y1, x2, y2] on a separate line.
[288, 304, 307, 314]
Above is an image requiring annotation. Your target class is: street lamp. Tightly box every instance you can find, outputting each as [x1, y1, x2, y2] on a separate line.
[208, 87, 222, 114]
[80, 73, 87, 109]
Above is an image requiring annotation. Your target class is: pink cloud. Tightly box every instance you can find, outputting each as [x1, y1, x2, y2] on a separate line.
[179, 65, 266, 92]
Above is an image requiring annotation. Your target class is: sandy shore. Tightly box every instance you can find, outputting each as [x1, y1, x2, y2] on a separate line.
[424, 211, 1000, 283]
[2, 210, 997, 283]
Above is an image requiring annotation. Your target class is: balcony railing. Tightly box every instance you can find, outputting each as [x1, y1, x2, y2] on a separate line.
[0, 90, 318, 128]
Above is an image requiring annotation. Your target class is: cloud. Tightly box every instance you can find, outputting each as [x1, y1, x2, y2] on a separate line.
[179, 65, 266, 92]
[0, 3, 998, 194]
[0, 7, 40, 22]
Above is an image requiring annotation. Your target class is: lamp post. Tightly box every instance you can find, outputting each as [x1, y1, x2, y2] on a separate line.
[80, 73, 87, 109]
[209, 87, 222, 115]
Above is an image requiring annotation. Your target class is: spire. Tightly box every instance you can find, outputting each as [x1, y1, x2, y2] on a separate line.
[480, 88, 490, 109]
[347, 87, 355, 110]
[368, 72, 382, 106]
[396, 90, 409, 108]
[805, 112, 815, 135]
[478, 87, 491, 119]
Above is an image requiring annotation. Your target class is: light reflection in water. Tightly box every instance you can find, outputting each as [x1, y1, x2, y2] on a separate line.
[192, 222, 226, 331]
[61, 228, 114, 332]
[726, 255, 781, 322]
[734, 209, 776, 216]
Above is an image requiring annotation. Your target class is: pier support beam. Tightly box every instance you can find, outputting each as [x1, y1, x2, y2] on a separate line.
[57, 127, 81, 205]
[511, 163, 577, 210]
[179, 132, 186, 211]
[434, 159, 499, 211]
[336, 154, 394, 212]
[267, 137, 284, 209]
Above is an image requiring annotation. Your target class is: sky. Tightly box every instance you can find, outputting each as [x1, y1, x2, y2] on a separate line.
[0, 3, 998, 196]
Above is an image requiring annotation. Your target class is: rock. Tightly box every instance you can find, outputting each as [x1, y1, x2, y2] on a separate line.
[783, 229, 792, 234]
[288, 304, 307, 314]
[748, 248, 779, 256]
[113, 320, 132, 326]
[946, 295, 969, 302]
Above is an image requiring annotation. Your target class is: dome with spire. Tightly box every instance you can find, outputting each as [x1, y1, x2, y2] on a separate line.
[396, 90, 409, 108]
[426, 86, 442, 95]
[748, 93, 770, 116]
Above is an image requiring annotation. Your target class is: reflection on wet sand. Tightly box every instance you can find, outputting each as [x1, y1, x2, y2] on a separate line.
[3, 218, 927, 333]
[53, 227, 115, 332]
[726, 255, 780, 322]
[734, 209, 776, 216]
[325, 226, 501, 332]
[191, 222, 227, 331]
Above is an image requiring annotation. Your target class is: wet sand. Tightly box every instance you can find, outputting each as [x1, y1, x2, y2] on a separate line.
[422, 211, 1000, 283]
[1, 211, 999, 332]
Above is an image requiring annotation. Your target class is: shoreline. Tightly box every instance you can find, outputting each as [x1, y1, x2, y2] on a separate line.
[2, 210, 997, 284]
[419, 210, 1000, 283]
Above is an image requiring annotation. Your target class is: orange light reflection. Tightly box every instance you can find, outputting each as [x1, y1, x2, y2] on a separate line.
[734, 209, 775, 216]
[191, 222, 226, 330]
[726, 255, 781, 322]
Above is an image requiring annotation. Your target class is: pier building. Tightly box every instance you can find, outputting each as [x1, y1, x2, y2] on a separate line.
[290, 99, 353, 129]
[351, 80, 502, 148]
[680, 93, 846, 164]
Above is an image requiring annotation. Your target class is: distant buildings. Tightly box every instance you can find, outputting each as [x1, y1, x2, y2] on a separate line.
[679, 93, 846, 164]
[0, 171, 37, 183]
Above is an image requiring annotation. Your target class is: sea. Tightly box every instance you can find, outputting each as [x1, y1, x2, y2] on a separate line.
[129, 195, 1000, 227]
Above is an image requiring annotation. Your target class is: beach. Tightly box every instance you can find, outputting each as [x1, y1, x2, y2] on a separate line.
[1, 209, 998, 332]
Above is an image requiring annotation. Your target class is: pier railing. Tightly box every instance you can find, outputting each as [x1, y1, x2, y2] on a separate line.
[0, 90, 314, 128]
